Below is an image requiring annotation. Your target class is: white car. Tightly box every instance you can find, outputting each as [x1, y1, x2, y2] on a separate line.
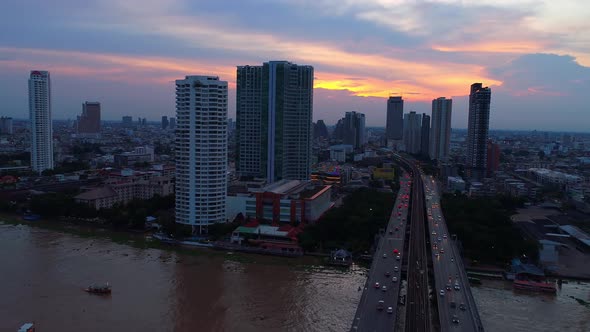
[394, 266, 399, 272]
[396, 255, 401, 260]
[392, 276, 398, 282]
[440, 289, 445, 296]
[387, 306, 394, 314]
[381, 285, 387, 292]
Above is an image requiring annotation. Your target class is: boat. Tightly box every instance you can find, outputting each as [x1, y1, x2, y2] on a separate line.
[17, 323, 35, 332]
[513, 279, 556, 293]
[85, 283, 112, 294]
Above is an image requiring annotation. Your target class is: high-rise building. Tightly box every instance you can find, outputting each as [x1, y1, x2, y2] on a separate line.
[466, 83, 492, 180]
[334, 111, 366, 149]
[403, 111, 421, 154]
[122, 116, 133, 127]
[420, 114, 430, 157]
[169, 117, 176, 130]
[429, 97, 452, 161]
[161, 116, 169, 129]
[29, 70, 54, 173]
[236, 61, 314, 183]
[0, 117, 13, 135]
[77, 102, 101, 134]
[386, 96, 404, 141]
[175, 75, 228, 234]
[486, 140, 500, 177]
[313, 120, 329, 140]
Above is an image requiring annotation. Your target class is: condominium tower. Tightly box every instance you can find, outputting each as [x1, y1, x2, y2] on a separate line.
[236, 61, 314, 183]
[175, 75, 228, 234]
[403, 111, 422, 154]
[466, 83, 492, 180]
[429, 97, 452, 161]
[29, 70, 54, 173]
[77, 102, 101, 135]
[386, 96, 404, 141]
[334, 111, 366, 149]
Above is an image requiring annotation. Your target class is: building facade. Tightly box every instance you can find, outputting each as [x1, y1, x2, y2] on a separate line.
[466, 83, 491, 180]
[29, 70, 54, 173]
[386, 96, 404, 141]
[486, 140, 501, 177]
[161, 116, 169, 129]
[0, 117, 13, 135]
[403, 111, 421, 154]
[420, 113, 430, 157]
[77, 101, 101, 134]
[236, 61, 314, 183]
[334, 111, 366, 149]
[175, 75, 228, 233]
[429, 97, 452, 161]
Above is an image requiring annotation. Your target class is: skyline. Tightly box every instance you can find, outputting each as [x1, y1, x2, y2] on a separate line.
[1, 0, 589, 131]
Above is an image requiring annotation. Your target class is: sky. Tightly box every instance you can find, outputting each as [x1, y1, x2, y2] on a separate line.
[0, 0, 589, 131]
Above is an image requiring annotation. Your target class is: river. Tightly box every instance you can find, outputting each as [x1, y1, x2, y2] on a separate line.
[1, 223, 589, 331]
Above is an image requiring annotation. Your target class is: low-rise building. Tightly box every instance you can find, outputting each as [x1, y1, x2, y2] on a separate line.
[226, 179, 333, 224]
[447, 176, 466, 192]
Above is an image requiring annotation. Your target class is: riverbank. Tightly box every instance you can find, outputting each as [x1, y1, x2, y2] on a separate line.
[0, 213, 330, 267]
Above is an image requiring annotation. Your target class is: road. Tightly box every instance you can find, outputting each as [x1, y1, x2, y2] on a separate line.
[351, 173, 412, 332]
[404, 167, 431, 332]
[423, 175, 485, 332]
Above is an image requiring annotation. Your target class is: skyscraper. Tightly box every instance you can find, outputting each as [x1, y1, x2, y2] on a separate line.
[334, 111, 366, 149]
[169, 117, 176, 130]
[429, 97, 452, 161]
[466, 83, 492, 180]
[161, 116, 169, 129]
[486, 140, 500, 177]
[236, 61, 314, 183]
[175, 75, 228, 234]
[29, 70, 53, 173]
[403, 111, 421, 154]
[77, 102, 101, 135]
[386, 96, 404, 141]
[420, 113, 430, 157]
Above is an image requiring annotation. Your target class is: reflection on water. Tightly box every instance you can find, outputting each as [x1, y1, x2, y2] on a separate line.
[1, 223, 589, 332]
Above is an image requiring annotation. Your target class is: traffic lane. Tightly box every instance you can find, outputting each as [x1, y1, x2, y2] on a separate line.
[354, 180, 410, 331]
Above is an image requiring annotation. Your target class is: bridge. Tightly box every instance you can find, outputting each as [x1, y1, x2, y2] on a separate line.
[351, 155, 484, 331]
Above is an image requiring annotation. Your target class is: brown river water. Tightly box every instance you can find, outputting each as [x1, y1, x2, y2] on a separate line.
[1, 223, 589, 332]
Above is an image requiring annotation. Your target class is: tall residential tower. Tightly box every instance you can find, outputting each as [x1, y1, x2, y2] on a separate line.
[236, 61, 314, 183]
[175, 75, 228, 234]
[386, 96, 404, 142]
[29, 70, 54, 173]
[466, 83, 492, 180]
[77, 102, 101, 135]
[429, 97, 452, 161]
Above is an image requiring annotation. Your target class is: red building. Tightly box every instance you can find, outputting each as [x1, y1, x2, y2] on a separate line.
[486, 140, 501, 177]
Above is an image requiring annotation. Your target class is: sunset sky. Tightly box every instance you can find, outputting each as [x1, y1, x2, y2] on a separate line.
[1, 0, 589, 131]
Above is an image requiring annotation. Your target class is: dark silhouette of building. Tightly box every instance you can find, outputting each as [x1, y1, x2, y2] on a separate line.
[466, 83, 491, 180]
[386, 96, 403, 141]
[429, 97, 452, 161]
[77, 102, 101, 134]
[122, 116, 133, 127]
[333, 112, 365, 149]
[161, 116, 169, 129]
[314, 120, 329, 140]
[420, 113, 430, 158]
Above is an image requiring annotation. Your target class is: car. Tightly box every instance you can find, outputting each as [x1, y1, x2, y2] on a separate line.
[439, 289, 445, 296]
[452, 315, 459, 324]
[389, 230, 393, 235]
[387, 306, 394, 314]
[450, 301, 456, 309]
[385, 271, 391, 277]
[381, 285, 387, 292]
[392, 276, 398, 282]
[374, 282, 380, 288]
[459, 303, 466, 311]
[383, 253, 387, 258]
[396, 255, 401, 260]
[440, 248, 444, 254]
[434, 252, 439, 258]
[377, 300, 385, 310]
[446, 284, 452, 291]
[454, 284, 460, 291]
[394, 266, 399, 272]
[451, 257, 454, 263]
[432, 231, 436, 235]
[443, 234, 447, 239]
[393, 249, 399, 254]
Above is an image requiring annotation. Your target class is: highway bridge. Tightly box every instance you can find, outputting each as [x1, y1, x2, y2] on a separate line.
[351, 154, 484, 331]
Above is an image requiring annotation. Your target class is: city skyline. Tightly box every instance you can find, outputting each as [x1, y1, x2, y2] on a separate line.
[1, 1, 589, 131]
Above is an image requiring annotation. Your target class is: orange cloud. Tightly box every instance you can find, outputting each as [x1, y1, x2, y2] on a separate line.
[432, 41, 546, 54]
